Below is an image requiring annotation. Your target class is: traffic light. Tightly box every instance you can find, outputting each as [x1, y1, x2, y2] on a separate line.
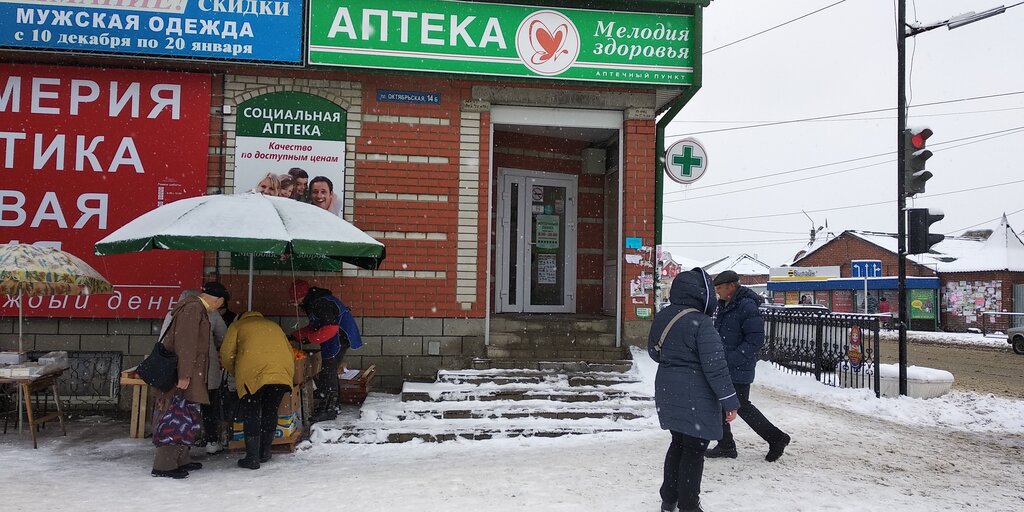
[907, 208, 944, 254]
[903, 127, 933, 196]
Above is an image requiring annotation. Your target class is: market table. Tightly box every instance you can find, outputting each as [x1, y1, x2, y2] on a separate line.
[118, 368, 151, 439]
[0, 368, 67, 448]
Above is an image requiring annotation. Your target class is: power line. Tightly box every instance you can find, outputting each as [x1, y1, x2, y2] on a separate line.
[705, 0, 848, 54]
[944, 207, 1024, 235]
[667, 124, 1024, 196]
[663, 215, 806, 235]
[674, 105, 1024, 124]
[665, 90, 1024, 138]
[666, 178, 1024, 224]
[665, 152, 890, 195]
[665, 159, 889, 204]
[663, 238, 809, 247]
[664, 125, 1024, 201]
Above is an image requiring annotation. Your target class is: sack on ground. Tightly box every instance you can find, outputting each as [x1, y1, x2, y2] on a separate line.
[152, 393, 202, 446]
[137, 342, 177, 392]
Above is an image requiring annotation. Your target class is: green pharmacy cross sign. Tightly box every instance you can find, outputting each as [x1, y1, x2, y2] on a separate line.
[307, 0, 696, 86]
[665, 138, 708, 184]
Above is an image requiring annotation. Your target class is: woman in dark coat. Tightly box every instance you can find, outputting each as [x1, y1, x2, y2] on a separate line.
[648, 268, 740, 512]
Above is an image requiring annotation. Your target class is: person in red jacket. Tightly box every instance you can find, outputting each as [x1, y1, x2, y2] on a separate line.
[288, 280, 363, 422]
[878, 297, 893, 328]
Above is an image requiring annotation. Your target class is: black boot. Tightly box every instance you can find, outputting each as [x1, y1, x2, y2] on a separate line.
[704, 443, 738, 459]
[680, 499, 705, 512]
[310, 394, 338, 423]
[765, 433, 791, 462]
[237, 436, 261, 470]
[259, 429, 276, 463]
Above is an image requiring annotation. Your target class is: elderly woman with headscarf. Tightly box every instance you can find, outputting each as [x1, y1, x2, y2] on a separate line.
[648, 268, 740, 512]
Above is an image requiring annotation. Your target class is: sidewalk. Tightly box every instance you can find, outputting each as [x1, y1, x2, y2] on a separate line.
[1, 376, 1021, 511]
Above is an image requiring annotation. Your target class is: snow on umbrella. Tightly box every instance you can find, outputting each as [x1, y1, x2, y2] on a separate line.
[0, 243, 114, 351]
[93, 193, 386, 308]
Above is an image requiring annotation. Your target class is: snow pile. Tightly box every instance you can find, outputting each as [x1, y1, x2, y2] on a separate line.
[881, 329, 1012, 350]
[756, 361, 1024, 434]
[631, 346, 1024, 434]
[877, 363, 953, 382]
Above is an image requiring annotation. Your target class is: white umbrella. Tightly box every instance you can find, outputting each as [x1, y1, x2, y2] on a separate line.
[94, 193, 386, 308]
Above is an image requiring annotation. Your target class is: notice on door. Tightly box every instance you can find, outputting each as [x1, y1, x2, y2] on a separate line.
[537, 254, 557, 285]
[535, 215, 560, 251]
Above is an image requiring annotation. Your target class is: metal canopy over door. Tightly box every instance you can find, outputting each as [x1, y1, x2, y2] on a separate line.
[496, 168, 578, 313]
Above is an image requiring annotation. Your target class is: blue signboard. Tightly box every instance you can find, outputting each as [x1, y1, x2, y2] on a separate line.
[376, 90, 441, 105]
[0, 0, 302, 63]
[851, 259, 883, 278]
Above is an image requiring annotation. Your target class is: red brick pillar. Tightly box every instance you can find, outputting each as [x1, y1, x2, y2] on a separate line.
[621, 117, 657, 342]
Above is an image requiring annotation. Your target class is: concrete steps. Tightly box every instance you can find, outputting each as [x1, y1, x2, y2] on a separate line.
[485, 315, 625, 361]
[311, 360, 656, 444]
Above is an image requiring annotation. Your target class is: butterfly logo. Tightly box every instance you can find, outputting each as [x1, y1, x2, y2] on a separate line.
[516, 11, 580, 76]
[528, 20, 570, 65]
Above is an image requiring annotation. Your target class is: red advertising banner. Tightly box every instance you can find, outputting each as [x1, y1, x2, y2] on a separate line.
[0, 64, 210, 318]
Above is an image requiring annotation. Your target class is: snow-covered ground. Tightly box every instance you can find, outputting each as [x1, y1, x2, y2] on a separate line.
[882, 328, 1013, 350]
[1, 355, 1022, 512]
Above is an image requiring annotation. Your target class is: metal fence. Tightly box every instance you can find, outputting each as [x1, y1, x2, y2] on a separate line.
[759, 308, 881, 398]
[27, 351, 123, 410]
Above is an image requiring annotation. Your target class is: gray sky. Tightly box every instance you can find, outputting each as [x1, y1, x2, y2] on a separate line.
[662, 0, 1024, 268]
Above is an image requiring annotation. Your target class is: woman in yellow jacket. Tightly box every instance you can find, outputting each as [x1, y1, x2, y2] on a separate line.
[220, 311, 294, 470]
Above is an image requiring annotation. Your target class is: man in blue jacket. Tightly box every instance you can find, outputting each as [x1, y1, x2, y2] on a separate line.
[705, 270, 791, 462]
[289, 280, 363, 423]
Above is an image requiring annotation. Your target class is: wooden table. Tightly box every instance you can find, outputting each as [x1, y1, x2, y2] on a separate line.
[0, 369, 67, 449]
[118, 369, 152, 439]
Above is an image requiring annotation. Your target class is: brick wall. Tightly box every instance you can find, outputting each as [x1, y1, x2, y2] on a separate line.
[940, 271, 1023, 332]
[621, 117, 656, 344]
[0, 315, 484, 393]
[795, 233, 935, 277]
[2, 60, 659, 390]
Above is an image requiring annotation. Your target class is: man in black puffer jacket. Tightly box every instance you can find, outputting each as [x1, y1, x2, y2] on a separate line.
[705, 270, 791, 462]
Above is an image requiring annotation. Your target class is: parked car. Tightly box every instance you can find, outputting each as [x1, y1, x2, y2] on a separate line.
[1007, 326, 1024, 355]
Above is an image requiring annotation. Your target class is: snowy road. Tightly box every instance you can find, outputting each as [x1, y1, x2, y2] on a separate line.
[878, 338, 1024, 398]
[1, 383, 1021, 512]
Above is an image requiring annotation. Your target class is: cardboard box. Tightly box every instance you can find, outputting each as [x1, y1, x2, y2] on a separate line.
[230, 413, 301, 442]
[229, 385, 302, 443]
[307, 351, 322, 380]
[291, 350, 320, 385]
[299, 380, 315, 426]
[38, 351, 68, 367]
[292, 356, 306, 386]
[277, 386, 301, 416]
[0, 351, 27, 364]
[275, 413, 300, 439]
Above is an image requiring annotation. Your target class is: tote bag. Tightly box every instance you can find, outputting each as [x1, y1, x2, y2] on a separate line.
[152, 393, 202, 446]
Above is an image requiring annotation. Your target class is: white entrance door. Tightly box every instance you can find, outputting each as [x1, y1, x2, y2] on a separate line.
[496, 168, 577, 313]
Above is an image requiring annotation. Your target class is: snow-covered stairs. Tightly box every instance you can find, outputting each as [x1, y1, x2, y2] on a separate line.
[311, 360, 656, 444]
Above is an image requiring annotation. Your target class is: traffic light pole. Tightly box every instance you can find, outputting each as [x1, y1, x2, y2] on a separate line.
[896, 0, 909, 396]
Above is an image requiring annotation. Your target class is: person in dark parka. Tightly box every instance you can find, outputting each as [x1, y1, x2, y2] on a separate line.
[705, 270, 791, 462]
[649, 268, 740, 512]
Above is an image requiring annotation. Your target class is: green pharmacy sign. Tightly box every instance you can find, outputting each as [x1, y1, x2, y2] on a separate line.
[308, 0, 696, 86]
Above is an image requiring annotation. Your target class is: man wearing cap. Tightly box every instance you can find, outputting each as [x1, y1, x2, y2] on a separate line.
[288, 280, 363, 422]
[706, 270, 791, 462]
